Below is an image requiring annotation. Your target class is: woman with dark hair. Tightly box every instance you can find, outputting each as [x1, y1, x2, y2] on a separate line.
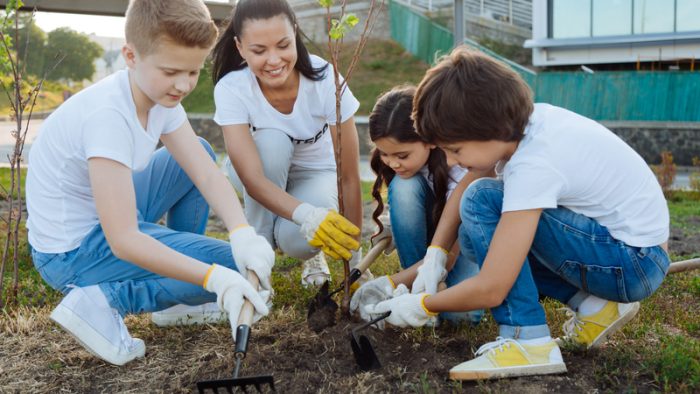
[211, 0, 364, 287]
[350, 86, 483, 326]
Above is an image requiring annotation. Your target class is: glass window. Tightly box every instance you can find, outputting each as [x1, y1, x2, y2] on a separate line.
[593, 0, 632, 36]
[552, 0, 591, 38]
[634, 0, 674, 34]
[677, 0, 700, 32]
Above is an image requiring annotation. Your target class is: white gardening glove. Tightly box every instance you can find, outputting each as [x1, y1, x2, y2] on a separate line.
[203, 264, 270, 341]
[229, 225, 275, 291]
[365, 285, 438, 328]
[370, 213, 395, 256]
[292, 202, 360, 261]
[411, 246, 448, 295]
[350, 275, 396, 329]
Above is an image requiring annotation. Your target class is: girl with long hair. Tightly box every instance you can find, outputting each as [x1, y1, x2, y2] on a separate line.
[350, 86, 483, 325]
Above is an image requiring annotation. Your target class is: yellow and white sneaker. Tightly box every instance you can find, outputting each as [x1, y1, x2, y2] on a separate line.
[558, 301, 640, 349]
[449, 337, 567, 380]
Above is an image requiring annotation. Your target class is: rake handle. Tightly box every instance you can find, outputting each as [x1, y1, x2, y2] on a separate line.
[234, 270, 259, 358]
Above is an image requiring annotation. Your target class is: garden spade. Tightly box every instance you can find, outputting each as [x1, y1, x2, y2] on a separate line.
[307, 236, 392, 332]
[350, 311, 391, 371]
[197, 271, 275, 393]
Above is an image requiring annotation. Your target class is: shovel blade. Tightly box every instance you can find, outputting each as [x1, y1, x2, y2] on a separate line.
[350, 333, 382, 371]
[197, 375, 275, 393]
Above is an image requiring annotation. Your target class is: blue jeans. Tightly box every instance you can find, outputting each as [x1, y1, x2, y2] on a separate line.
[459, 178, 670, 339]
[388, 175, 483, 324]
[224, 128, 338, 259]
[31, 138, 235, 316]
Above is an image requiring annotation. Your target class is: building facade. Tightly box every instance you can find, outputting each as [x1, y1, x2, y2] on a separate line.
[525, 0, 700, 68]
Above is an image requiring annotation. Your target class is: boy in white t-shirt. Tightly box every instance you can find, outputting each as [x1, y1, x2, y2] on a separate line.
[362, 47, 670, 380]
[26, 0, 273, 366]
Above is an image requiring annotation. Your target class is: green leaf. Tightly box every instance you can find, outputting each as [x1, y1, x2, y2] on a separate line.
[318, 0, 333, 7]
[329, 19, 344, 40]
[344, 14, 359, 28]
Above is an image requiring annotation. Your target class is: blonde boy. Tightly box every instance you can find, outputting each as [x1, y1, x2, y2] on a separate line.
[26, 0, 273, 366]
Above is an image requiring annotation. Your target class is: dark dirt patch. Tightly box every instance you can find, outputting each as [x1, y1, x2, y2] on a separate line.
[669, 216, 700, 256]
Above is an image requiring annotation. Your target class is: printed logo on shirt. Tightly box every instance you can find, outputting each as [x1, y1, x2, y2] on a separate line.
[289, 123, 329, 145]
[250, 123, 328, 145]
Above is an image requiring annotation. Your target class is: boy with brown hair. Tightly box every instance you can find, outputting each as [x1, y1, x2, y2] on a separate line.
[26, 0, 273, 366]
[360, 46, 670, 380]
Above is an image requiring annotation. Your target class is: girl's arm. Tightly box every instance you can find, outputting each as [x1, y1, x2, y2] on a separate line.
[424, 208, 542, 312]
[221, 123, 302, 219]
[88, 157, 210, 285]
[329, 116, 362, 230]
[160, 123, 248, 231]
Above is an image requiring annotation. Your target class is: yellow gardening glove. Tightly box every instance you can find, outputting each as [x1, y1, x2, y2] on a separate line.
[292, 202, 360, 260]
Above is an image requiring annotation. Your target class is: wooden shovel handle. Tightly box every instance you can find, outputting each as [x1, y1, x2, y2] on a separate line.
[669, 258, 700, 274]
[355, 237, 392, 274]
[238, 269, 260, 326]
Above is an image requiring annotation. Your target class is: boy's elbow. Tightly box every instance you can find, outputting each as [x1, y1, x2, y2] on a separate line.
[105, 232, 137, 261]
[475, 276, 509, 308]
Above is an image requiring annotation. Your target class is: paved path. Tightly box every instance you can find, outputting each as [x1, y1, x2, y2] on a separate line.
[0, 119, 42, 167]
[0, 119, 692, 189]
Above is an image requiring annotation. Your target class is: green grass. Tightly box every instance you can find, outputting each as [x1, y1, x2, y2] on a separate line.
[2, 170, 700, 392]
[181, 40, 429, 116]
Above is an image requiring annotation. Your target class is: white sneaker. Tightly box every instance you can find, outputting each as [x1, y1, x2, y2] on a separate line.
[301, 253, 331, 287]
[50, 285, 145, 366]
[151, 302, 227, 327]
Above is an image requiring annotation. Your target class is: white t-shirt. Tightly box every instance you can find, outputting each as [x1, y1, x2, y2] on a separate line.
[213, 55, 360, 169]
[502, 103, 668, 247]
[419, 164, 468, 199]
[26, 69, 187, 253]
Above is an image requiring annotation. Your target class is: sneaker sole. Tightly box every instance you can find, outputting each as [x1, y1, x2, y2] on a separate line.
[151, 312, 228, 327]
[51, 304, 146, 366]
[449, 362, 567, 380]
[588, 302, 640, 349]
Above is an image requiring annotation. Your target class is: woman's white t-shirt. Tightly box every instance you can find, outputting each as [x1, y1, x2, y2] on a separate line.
[213, 55, 360, 170]
[502, 103, 668, 247]
[26, 69, 187, 253]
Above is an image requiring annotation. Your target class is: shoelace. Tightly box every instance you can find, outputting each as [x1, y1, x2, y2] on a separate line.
[474, 337, 527, 356]
[112, 309, 137, 351]
[559, 307, 584, 338]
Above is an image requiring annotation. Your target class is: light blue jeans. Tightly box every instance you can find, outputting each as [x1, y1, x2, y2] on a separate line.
[459, 178, 670, 339]
[224, 128, 338, 260]
[31, 138, 235, 316]
[388, 175, 483, 324]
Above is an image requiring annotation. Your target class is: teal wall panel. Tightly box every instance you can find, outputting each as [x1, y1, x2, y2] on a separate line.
[390, 0, 700, 121]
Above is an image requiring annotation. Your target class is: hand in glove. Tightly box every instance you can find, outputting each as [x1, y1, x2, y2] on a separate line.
[292, 202, 360, 260]
[229, 225, 275, 291]
[203, 264, 270, 341]
[350, 275, 395, 328]
[364, 285, 438, 328]
[370, 213, 395, 256]
[411, 246, 448, 295]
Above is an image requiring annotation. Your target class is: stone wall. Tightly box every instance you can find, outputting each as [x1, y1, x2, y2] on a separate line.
[601, 121, 700, 166]
[190, 115, 700, 166]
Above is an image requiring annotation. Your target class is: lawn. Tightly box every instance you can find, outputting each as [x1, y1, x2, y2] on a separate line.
[1, 169, 698, 393]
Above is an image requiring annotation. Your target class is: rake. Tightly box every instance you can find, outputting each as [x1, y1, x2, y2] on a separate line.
[197, 271, 275, 393]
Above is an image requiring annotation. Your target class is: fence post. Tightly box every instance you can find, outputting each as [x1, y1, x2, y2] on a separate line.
[454, 0, 464, 47]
